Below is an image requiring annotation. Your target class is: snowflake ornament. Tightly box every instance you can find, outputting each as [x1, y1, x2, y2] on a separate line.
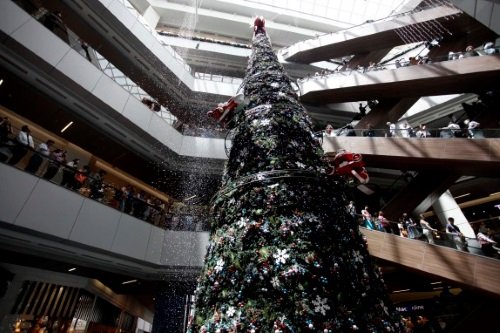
[226, 306, 236, 317]
[271, 276, 280, 288]
[237, 217, 248, 228]
[311, 295, 330, 315]
[215, 258, 225, 272]
[273, 249, 290, 264]
[352, 250, 363, 263]
[295, 161, 306, 169]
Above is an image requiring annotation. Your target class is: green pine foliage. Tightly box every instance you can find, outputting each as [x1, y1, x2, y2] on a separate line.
[187, 29, 403, 333]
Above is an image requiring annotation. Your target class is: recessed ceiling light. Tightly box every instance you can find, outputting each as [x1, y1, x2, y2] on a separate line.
[392, 288, 411, 293]
[61, 121, 74, 133]
[122, 279, 138, 285]
[0, 79, 3, 86]
[430, 281, 442, 285]
[68, 268, 76, 272]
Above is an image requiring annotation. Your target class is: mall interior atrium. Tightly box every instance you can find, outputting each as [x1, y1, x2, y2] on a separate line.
[1, 0, 500, 332]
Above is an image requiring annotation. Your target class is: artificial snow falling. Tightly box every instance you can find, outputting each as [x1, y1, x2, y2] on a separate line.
[186, 18, 404, 333]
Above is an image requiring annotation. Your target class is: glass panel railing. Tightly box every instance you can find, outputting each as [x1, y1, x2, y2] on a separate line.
[320, 127, 500, 139]
[355, 213, 500, 260]
[298, 48, 500, 83]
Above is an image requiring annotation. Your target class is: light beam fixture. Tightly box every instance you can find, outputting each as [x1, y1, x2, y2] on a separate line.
[61, 121, 74, 133]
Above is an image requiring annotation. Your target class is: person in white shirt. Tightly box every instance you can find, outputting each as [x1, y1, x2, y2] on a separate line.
[25, 139, 54, 174]
[323, 124, 336, 137]
[446, 217, 466, 251]
[419, 214, 437, 244]
[8, 125, 34, 166]
[386, 122, 397, 137]
[463, 119, 483, 138]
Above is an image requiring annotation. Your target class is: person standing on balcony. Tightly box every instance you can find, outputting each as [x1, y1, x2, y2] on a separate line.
[8, 125, 34, 166]
[446, 217, 467, 251]
[464, 119, 483, 138]
[419, 214, 437, 244]
[386, 121, 397, 137]
[25, 139, 54, 174]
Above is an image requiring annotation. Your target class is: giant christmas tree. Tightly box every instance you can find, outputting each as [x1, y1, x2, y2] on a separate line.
[187, 18, 403, 333]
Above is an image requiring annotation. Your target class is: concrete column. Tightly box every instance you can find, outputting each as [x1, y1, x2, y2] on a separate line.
[432, 190, 475, 238]
[354, 97, 419, 134]
[381, 171, 459, 222]
[142, 6, 160, 29]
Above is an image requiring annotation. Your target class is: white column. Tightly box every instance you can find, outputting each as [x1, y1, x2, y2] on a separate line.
[142, 6, 160, 29]
[432, 190, 475, 238]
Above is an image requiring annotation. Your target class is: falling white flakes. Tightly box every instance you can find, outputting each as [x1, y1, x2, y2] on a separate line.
[215, 258, 225, 272]
[273, 249, 290, 264]
[311, 295, 330, 315]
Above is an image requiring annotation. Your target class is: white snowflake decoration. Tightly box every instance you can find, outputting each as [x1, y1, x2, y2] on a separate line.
[271, 276, 280, 288]
[296, 161, 306, 169]
[237, 217, 248, 228]
[260, 119, 271, 126]
[273, 249, 290, 264]
[311, 295, 330, 315]
[352, 250, 363, 263]
[226, 306, 236, 317]
[215, 258, 225, 272]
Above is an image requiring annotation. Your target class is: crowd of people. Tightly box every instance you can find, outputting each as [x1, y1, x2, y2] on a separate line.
[322, 117, 487, 139]
[0, 121, 210, 232]
[298, 41, 498, 84]
[349, 201, 499, 258]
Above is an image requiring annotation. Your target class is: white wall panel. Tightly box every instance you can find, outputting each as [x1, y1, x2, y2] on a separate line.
[92, 74, 130, 113]
[451, 0, 476, 13]
[108, 0, 137, 30]
[148, 114, 184, 152]
[98, 0, 115, 8]
[146, 227, 166, 264]
[492, 4, 500, 35]
[11, 19, 71, 67]
[112, 214, 152, 260]
[55, 49, 102, 92]
[190, 232, 209, 266]
[142, 6, 160, 29]
[0, 0, 32, 36]
[15, 182, 83, 238]
[160, 231, 194, 266]
[69, 199, 121, 250]
[476, 0, 494, 27]
[0, 165, 209, 267]
[180, 136, 226, 159]
[0, 164, 38, 224]
[130, 20, 157, 49]
[122, 96, 153, 130]
[194, 79, 239, 96]
[149, 41, 194, 87]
